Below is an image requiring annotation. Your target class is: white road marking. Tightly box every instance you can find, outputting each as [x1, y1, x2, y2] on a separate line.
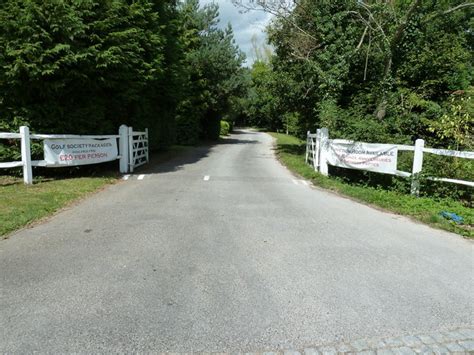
[292, 179, 299, 185]
[123, 175, 130, 181]
[204, 175, 210, 181]
[137, 174, 145, 180]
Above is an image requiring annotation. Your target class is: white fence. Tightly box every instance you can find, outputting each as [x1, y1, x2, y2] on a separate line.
[306, 128, 474, 195]
[0, 125, 148, 184]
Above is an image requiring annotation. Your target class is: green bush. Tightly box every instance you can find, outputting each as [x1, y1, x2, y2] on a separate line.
[0, 0, 246, 160]
[0, 0, 183, 154]
[220, 120, 230, 136]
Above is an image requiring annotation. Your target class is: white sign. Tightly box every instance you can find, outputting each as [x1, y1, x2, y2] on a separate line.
[327, 141, 398, 174]
[44, 138, 118, 166]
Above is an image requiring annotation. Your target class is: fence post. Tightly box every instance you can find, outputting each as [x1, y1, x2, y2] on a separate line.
[145, 128, 149, 163]
[20, 126, 33, 185]
[311, 136, 316, 170]
[128, 126, 134, 173]
[119, 125, 129, 174]
[411, 138, 425, 196]
[314, 128, 321, 171]
[305, 131, 310, 164]
[319, 128, 329, 176]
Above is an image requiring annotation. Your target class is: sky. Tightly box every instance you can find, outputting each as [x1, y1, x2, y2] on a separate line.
[200, 0, 274, 66]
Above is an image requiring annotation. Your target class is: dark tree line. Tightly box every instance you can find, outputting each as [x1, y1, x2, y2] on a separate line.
[0, 0, 245, 161]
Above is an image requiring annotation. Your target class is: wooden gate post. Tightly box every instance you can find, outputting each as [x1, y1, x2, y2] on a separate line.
[314, 129, 321, 171]
[20, 126, 33, 185]
[305, 131, 310, 164]
[411, 139, 425, 196]
[119, 125, 129, 174]
[319, 128, 329, 176]
[128, 126, 134, 173]
[145, 128, 149, 163]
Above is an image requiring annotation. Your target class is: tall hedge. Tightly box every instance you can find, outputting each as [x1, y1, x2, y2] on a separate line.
[0, 0, 182, 151]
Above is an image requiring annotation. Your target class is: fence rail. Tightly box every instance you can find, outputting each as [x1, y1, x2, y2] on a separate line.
[1, 125, 148, 184]
[0, 162, 23, 169]
[306, 128, 474, 195]
[0, 132, 22, 139]
[423, 147, 474, 159]
[30, 134, 120, 140]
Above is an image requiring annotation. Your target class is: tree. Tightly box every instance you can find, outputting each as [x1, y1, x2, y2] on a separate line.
[234, 0, 474, 121]
[176, 0, 246, 143]
[0, 0, 184, 150]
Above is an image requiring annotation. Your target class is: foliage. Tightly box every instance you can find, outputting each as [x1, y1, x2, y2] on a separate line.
[175, 0, 246, 144]
[0, 0, 246, 162]
[239, 0, 473, 199]
[428, 92, 473, 149]
[220, 120, 230, 136]
[0, 0, 184, 152]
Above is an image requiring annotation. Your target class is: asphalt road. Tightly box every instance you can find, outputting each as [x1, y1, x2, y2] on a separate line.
[1, 130, 472, 353]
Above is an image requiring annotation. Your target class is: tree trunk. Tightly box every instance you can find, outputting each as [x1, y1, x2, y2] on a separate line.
[374, 0, 422, 120]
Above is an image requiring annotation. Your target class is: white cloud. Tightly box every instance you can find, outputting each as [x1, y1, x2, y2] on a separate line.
[199, 0, 274, 66]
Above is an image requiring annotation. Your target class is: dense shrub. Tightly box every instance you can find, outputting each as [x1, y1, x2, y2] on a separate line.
[0, 0, 182, 152]
[220, 121, 230, 136]
[0, 0, 246, 165]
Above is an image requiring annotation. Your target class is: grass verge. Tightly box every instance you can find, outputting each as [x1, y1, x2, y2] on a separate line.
[0, 175, 117, 238]
[270, 132, 473, 238]
[0, 145, 193, 238]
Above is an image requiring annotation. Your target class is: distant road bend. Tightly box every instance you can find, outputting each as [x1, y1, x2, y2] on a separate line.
[1, 129, 472, 353]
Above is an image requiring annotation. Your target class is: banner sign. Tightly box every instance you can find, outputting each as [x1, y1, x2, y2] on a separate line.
[327, 141, 398, 174]
[43, 138, 118, 166]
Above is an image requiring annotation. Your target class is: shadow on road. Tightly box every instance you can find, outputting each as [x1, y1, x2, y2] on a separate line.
[143, 145, 212, 174]
[139, 130, 258, 175]
[230, 128, 260, 135]
[218, 137, 258, 145]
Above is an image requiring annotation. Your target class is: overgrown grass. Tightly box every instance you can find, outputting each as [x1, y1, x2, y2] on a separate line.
[270, 132, 473, 238]
[0, 175, 117, 237]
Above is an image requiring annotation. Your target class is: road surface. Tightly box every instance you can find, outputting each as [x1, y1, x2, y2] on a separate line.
[1, 130, 473, 353]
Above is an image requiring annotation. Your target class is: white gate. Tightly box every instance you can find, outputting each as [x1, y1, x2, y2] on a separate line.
[128, 127, 149, 173]
[305, 130, 320, 169]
